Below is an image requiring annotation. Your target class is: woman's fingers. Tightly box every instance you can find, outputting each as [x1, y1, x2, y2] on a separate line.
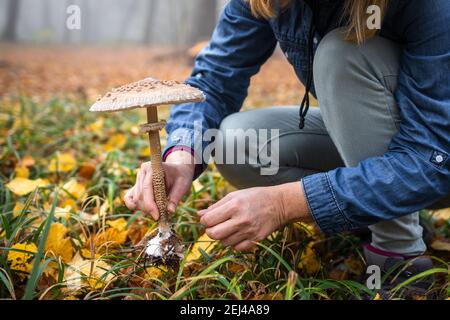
[141, 167, 159, 220]
[124, 187, 137, 210]
[234, 240, 255, 252]
[205, 218, 239, 241]
[198, 195, 233, 216]
[167, 178, 188, 213]
[135, 165, 147, 198]
[220, 230, 248, 247]
[200, 200, 235, 228]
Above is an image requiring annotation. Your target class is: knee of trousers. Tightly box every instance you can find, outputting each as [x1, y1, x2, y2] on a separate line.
[313, 28, 401, 112]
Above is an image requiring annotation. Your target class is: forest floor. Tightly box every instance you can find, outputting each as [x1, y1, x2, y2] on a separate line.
[0, 45, 448, 300]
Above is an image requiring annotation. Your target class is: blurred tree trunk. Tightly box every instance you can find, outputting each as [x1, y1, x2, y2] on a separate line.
[81, 0, 98, 43]
[143, 0, 158, 44]
[120, 0, 140, 41]
[62, 0, 71, 43]
[189, 0, 217, 44]
[2, 0, 21, 42]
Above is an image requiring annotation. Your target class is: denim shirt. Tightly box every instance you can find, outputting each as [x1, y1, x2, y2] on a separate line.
[164, 0, 450, 234]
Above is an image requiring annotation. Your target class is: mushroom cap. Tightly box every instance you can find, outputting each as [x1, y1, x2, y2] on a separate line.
[90, 78, 205, 113]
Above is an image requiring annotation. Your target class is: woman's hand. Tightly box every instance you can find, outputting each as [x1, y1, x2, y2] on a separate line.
[199, 182, 312, 251]
[124, 150, 195, 220]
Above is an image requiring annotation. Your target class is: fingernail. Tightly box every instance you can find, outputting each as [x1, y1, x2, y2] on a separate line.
[198, 210, 206, 216]
[168, 203, 176, 213]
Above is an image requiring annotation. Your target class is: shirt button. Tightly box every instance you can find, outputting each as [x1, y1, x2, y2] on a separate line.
[435, 155, 444, 163]
[313, 37, 319, 45]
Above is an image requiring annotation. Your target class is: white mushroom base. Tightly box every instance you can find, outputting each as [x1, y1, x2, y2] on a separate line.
[144, 228, 184, 268]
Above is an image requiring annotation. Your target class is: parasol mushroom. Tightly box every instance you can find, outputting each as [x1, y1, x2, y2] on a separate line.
[90, 78, 205, 268]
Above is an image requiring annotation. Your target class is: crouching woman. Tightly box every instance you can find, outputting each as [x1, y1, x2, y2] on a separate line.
[125, 0, 450, 290]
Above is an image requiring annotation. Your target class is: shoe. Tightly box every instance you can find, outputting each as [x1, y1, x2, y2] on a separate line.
[363, 245, 435, 296]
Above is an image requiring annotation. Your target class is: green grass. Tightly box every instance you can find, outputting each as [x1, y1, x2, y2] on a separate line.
[0, 96, 448, 300]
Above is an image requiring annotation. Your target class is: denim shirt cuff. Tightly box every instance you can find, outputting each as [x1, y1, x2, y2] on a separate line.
[301, 173, 354, 234]
[163, 128, 207, 180]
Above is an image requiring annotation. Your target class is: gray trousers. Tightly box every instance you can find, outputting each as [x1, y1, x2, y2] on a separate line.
[216, 29, 428, 255]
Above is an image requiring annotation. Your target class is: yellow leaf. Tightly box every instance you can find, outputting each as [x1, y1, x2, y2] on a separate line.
[104, 133, 126, 152]
[6, 178, 47, 196]
[80, 248, 101, 259]
[144, 266, 166, 279]
[431, 240, 450, 252]
[7, 242, 37, 278]
[15, 165, 29, 179]
[45, 223, 74, 263]
[186, 233, 217, 262]
[294, 222, 316, 235]
[433, 208, 450, 220]
[192, 180, 204, 193]
[61, 198, 76, 209]
[298, 242, 321, 275]
[91, 224, 128, 251]
[21, 155, 36, 167]
[108, 218, 127, 232]
[140, 146, 151, 157]
[13, 202, 26, 218]
[78, 162, 96, 180]
[48, 153, 77, 172]
[373, 293, 383, 300]
[88, 118, 104, 134]
[65, 253, 114, 291]
[62, 179, 86, 201]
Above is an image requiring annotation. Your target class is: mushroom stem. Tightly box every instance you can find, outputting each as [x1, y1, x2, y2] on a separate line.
[146, 107, 170, 232]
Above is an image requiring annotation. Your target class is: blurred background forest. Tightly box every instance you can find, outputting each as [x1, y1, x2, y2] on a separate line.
[0, 0, 302, 103]
[0, 0, 227, 45]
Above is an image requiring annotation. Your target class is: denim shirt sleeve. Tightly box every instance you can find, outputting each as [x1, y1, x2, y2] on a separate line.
[164, 0, 277, 164]
[303, 0, 450, 234]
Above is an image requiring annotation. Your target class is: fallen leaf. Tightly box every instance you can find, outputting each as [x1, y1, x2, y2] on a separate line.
[21, 155, 36, 167]
[433, 208, 450, 221]
[431, 240, 450, 252]
[6, 177, 47, 196]
[63, 179, 86, 201]
[78, 162, 96, 180]
[88, 118, 104, 135]
[45, 223, 74, 263]
[91, 221, 128, 251]
[373, 293, 383, 300]
[104, 133, 126, 152]
[15, 165, 30, 179]
[65, 253, 114, 291]
[186, 233, 218, 262]
[107, 218, 127, 232]
[298, 242, 321, 275]
[13, 202, 26, 218]
[7, 242, 37, 278]
[140, 146, 151, 157]
[144, 266, 166, 279]
[48, 152, 77, 172]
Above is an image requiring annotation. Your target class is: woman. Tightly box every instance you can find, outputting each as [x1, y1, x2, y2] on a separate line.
[125, 0, 450, 288]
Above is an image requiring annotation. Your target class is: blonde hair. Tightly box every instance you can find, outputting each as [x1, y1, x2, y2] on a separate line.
[247, 0, 389, 44]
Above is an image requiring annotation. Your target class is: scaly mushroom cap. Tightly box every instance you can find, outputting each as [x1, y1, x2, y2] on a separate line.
[90, 78, 205, 113]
